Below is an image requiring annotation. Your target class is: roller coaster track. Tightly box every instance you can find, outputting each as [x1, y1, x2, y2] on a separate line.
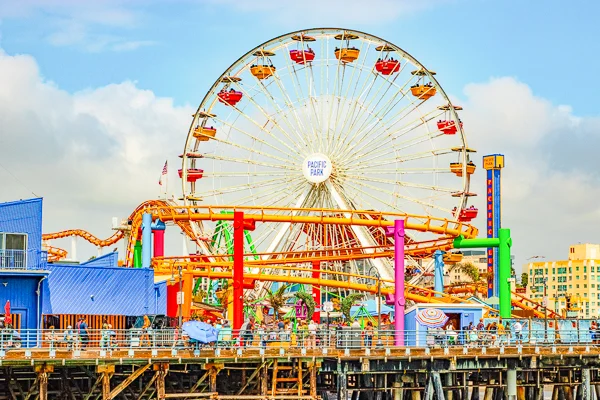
[42, 200, 558, 317]
[446, 283, 560, 319]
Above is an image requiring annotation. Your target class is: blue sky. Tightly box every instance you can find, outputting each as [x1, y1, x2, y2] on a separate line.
[2, 0, 599, 114]
[1, 0, 599, 268]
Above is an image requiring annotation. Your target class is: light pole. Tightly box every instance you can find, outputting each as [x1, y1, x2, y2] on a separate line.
[366, 265, 383, 347]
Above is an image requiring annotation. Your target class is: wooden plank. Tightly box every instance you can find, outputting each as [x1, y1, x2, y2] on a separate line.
[108, 363, 151, 399]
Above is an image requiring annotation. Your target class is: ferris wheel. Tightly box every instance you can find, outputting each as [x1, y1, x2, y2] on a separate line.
[180, 28, 476, 284]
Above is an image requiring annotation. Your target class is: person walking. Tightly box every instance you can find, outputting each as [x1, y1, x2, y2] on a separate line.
[364, 321, 374, 348]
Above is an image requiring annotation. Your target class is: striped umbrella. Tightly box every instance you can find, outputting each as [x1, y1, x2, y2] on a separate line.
[415, 308, 449, 328]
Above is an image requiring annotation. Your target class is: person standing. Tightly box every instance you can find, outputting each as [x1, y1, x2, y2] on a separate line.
[308, 320, 317, 349]
[513, 320, 523, 345]
[78, 317, 89, 350]
[364, 321, 374, 348]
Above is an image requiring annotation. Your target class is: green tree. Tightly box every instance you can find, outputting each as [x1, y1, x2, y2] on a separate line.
[521, 272, 529, 288]
[450, 261, 481, 283]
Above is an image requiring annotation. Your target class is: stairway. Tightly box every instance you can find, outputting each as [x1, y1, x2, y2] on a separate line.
[271, 360, 305, 396]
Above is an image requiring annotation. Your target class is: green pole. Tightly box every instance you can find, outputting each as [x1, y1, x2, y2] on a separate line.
[133, 240, 142, 268]
[498, 228, 513, 318]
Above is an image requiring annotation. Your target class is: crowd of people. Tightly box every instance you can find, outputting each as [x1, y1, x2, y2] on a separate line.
[429, 319, 523, 348]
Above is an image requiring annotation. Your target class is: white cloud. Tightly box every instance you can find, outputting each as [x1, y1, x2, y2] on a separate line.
[0, 50, 193, 256]
[458, 77, 600, 269]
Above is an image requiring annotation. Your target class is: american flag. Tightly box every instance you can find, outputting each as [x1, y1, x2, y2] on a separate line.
[159, 160, 168, 185]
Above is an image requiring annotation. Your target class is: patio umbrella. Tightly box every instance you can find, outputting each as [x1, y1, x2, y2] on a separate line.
[4, 300, 11, 325]
[415, 308, 448, 328]
[182, 321, 218, 344]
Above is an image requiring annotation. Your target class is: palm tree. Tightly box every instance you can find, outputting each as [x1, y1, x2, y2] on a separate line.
[341, 293, 364, 322]
[450, 261, 481, 284]
[266, 284, 290, 318]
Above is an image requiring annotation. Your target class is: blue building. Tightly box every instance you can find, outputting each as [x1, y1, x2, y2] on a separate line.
[0, 198, 48, 335]
[404, 303, 486, 346]
[0, 198, 166, 340]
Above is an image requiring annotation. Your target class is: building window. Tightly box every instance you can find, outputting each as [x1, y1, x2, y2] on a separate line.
[593, 266, 596, 273]
[0, 232, 28, 269]
[584, 267, 587, 273]
[585, 284, 588, 288]
[577, 284, 580, 288]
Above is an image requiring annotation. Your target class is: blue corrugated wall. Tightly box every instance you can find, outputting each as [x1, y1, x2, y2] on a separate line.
[43, 264, 165, 316]
[80, 252, 118, 268]
[0, 275, 44, 334]
[154, 281, 167, 315]
[0, 198, 44, 269]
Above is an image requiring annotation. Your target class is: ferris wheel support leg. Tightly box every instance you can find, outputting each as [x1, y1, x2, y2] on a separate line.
[393, 220, 406, 346]
[233, 211, 245, 332]
[433, 250, 445, 296]
[312, 261, 321, 323]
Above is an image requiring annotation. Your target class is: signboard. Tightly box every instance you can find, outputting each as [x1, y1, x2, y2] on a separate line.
[176, 291, 185, 305]
[486, 169, 494, 298]
[322, 301, 334, 313]
[483, 154, 504, 299]
[302, 153, 332, 184]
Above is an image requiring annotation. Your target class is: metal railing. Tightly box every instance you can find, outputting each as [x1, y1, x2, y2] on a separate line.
[1, 325, 600, 353]
[0, 249, 47, 270]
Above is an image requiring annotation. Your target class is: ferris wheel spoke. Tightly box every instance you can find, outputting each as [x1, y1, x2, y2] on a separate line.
[201, 154, 295, 170]
[342, 148, 456, 171]
[344, 174, 458, 194]
[343, 129, 444, 170]
[336, 66, 414, 157]
[338, 107, 443, 165]
[330, 41, 372, 154]
[254, 78, 312, 153]
[339, 79, 433, 161]
[343, 179, 449, 214]
[211, 115, 300, 162]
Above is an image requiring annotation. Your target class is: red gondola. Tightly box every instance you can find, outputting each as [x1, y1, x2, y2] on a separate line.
[375, 59, 400, 75]
[437, 120, 463, 135]
[218, 89, 243, 106]
[178, 168, 204, 183]
[290, 49, 315, 64]
[453, 207, 478, 222]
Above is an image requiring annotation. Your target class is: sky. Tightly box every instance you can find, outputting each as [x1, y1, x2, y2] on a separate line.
[0, 0, 599, 271]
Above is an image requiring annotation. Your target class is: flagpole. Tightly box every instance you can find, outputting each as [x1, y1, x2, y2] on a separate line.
[165, 160, 169, 200]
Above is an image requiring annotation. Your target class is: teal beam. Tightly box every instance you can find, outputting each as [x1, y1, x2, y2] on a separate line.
[453, 228, 513, 318]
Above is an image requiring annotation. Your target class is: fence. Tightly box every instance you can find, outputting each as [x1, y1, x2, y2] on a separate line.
[1, 324, 599, 352]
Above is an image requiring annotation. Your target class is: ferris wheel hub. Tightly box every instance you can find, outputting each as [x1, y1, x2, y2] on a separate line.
[302, 153, 332, 184]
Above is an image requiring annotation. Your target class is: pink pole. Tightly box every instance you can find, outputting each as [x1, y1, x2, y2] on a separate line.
[153, 229, 165, 258]
[394, 219, 405, 346]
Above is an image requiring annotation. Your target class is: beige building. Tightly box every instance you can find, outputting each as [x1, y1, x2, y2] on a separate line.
[525, 243, 600, 318]
[444, 250, 488, 287]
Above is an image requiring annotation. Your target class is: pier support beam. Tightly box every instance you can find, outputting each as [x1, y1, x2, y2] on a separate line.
[506, 368, 516, 400]
[431, 372, 444, 400]
[35, 365, 53, 400]
[154, 363, 169, 400]
[338, 364, 348, 400]
[393, 381, 403, 400]
[97, 365, 114, 400]
[582, 369, 591, 400]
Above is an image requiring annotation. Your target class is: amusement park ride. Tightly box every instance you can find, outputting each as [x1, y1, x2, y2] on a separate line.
[42, 28, 555, 327]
